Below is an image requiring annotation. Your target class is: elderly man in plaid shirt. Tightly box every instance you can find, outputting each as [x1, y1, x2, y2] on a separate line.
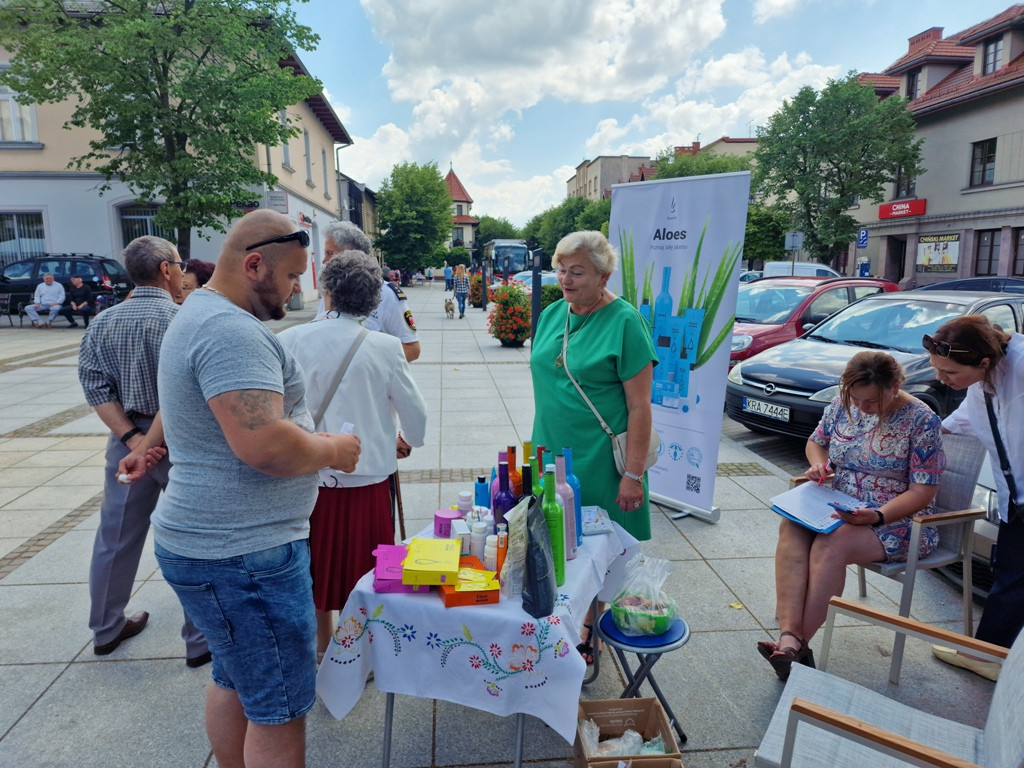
[78, 236, 208, 665]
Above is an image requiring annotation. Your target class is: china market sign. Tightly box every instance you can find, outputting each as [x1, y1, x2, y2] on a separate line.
[915, 234, 959, 273]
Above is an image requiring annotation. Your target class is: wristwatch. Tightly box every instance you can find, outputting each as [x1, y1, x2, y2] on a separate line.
[120, 427, 142, 444]
[870, 509, 886, 527]
[622, 470, 643, 483]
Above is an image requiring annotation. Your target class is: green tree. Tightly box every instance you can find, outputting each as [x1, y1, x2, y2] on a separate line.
[0, 0, 321, 257]
[754, 72, 923, 265]
[537, 196, 589, 255]
[743, 204, 792, 267]
[655, 150, 752, 179]
[476, 214, 518, 246]
[375, 161, 453, 272]
[575, 198, 612, 236]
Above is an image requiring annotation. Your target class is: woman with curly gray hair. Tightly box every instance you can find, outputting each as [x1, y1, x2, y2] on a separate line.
[278, 250, 428, 656]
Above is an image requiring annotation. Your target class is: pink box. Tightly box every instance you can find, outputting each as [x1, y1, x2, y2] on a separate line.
[372, 545, 430, 594]
[434, 508, 462, 538]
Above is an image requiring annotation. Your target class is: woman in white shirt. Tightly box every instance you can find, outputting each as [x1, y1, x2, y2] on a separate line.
[925, 315, 1024, 679]
[278, 251, 428, 656]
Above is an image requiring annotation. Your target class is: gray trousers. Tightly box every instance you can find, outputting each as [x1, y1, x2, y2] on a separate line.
[89, 424, 207, 656]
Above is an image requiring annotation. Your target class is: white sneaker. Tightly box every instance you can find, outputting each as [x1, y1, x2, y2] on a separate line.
[931, 644, 1000, 681]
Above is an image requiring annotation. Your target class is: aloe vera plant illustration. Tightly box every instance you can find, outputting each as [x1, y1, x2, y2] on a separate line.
[617, 219, 741, 369]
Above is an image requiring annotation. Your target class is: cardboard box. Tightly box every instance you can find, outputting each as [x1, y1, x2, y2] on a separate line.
[439, 555, 500, 607]
[401, 538, 461, 585]
[371, 545, 430, 594]
[573, 698, 681, 768]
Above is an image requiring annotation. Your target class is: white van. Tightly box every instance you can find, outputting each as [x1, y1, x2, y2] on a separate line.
[761, 261, 841, 278]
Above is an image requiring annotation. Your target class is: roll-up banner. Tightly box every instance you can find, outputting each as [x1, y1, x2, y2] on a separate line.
[609, 172, 750, 522]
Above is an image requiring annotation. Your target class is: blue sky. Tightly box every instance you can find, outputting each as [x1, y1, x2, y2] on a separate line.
[293, 0, 1012, 228]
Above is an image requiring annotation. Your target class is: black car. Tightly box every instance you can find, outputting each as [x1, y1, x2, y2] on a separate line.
[1, 254, 133, 312]
[912, 276, 1024, 294]
[725, 290, 1024, 438]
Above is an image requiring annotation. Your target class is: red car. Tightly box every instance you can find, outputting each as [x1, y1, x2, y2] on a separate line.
[730, 276, 899, 366]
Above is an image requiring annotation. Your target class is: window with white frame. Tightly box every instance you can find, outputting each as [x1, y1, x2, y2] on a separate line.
[0, 81, 38, 143]
[983, 36, 1003, 75]
[118, 204, 174, 248]
[0, 212, 45, 262]
[975, 229, 1001, 276]
[906, 68, 921, 100]
[303, 129, 313, 186]
[321, 148, 330, 198]
[279, 111, 292, 169]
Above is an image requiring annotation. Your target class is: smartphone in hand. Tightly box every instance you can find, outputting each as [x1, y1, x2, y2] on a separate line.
[828, 501, 861, 514]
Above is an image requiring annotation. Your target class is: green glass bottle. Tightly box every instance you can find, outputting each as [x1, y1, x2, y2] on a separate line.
[530, 452, 543, 500]
[543, 464, 565, 586]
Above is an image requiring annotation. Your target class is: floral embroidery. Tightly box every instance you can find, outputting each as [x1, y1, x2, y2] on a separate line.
[328, 605, 416, 662]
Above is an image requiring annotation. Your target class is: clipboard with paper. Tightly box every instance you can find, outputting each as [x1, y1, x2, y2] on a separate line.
[769, 482, 865, 534]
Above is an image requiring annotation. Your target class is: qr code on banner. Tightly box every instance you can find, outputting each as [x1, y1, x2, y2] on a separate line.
[686, 474, 701, 494]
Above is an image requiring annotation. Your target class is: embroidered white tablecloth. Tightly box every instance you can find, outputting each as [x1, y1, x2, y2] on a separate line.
[316, 526, 630, 743]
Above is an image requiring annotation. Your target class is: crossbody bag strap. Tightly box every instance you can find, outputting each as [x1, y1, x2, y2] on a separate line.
[561, 312, 616, 440]
[312, 327, 369, 429]
[984, 391, 1021, 503]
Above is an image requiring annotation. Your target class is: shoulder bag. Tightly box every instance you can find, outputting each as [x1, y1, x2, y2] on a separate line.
[560, 307, 659, 475]
[312, 327, 369, 429]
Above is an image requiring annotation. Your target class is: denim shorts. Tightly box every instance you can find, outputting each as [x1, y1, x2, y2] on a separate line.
[155, 539, 317, 724]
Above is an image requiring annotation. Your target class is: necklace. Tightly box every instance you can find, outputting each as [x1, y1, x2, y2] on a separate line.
[200, 285, 226, 298]
[555, 294, 605, 368]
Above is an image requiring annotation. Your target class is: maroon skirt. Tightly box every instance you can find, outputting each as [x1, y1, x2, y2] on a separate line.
[309, 480, 393, 611]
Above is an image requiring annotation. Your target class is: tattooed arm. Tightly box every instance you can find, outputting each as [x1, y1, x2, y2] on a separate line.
[208, 389, 360, 477]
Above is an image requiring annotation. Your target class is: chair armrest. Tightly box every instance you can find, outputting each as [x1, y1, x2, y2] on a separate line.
[826, 597, 1007, 661]
[912, 507, 987, 525]
[785, 698, 981, 768]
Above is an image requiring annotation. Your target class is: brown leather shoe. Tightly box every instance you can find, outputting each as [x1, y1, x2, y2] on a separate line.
[185, 651, 212, 669]
[94, 611, 149, 655]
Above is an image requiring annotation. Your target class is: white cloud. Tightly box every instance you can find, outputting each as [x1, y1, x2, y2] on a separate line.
[753, 0, 804, 24]
[582, 49, 839, 157]
[336, 123, 411, 188]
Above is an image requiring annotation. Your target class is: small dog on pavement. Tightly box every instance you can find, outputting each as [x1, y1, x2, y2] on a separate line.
[444, 298, 455, 319]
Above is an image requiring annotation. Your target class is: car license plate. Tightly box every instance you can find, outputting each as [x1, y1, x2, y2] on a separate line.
[742, 397, 790, 422]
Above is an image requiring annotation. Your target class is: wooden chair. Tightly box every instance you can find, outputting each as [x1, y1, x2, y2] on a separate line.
[755, 596, 1014, 768]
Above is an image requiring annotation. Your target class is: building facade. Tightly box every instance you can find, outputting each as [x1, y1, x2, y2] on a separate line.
[566, 155, 653, 201]
[854, 5, 1024, 287]
[444, 166, 479, 255]
[0, 49, 353, 300]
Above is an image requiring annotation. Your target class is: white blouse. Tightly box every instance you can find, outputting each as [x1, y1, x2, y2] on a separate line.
[277, 314, 428, 488]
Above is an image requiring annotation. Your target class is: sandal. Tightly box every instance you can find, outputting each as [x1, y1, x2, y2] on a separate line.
[577, 623, 595, 665]
[763, 631, 815, 681]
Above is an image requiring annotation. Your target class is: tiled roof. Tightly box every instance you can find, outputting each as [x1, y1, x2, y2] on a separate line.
[911, 49, 1024, 114]
[957, 3, 1024, 44]
[452, 214, 479, 225]
[859, 73, 901, 96]
[880, 5, 1024, 116]
[884, 38, 973, 75]
[445, 169, 473, 203]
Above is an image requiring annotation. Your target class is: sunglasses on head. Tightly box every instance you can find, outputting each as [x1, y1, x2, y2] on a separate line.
[244, 230, 310, 252]
[922, 334, 971, 358]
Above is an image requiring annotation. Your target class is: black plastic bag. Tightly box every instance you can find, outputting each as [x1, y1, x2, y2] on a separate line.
[521, 495, 556, 618]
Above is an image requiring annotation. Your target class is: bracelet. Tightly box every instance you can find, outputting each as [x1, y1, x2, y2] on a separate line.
[871, 509, 886, 527]
[119, 427, 142, 444]
[622, 470, 643, 483]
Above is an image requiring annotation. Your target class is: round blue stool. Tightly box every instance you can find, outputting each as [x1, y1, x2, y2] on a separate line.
[594, 609, 689, 744]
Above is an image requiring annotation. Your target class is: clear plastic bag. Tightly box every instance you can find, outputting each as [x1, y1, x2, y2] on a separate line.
[611, 553, 678, 636]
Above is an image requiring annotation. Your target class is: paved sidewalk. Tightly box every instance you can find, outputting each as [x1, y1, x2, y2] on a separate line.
[0, 282, 994, 767]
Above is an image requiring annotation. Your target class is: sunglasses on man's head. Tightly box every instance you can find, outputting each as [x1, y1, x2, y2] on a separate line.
[244, 230, 310, 252]
[922, 334, 970, 358]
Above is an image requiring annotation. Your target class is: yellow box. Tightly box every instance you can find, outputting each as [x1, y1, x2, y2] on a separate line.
[401, 538, 461, 585]
[439, 555, 500, 607]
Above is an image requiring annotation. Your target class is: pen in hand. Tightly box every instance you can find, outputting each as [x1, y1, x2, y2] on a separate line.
[817, 459, 831, 486]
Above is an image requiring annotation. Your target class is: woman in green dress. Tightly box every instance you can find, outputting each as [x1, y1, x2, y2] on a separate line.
[531, 231, 657, 661]
[531, 231, 657, 534]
